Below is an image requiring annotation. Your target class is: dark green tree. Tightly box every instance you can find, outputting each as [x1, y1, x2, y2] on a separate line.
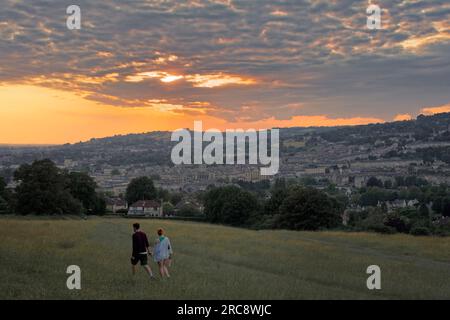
[93, 193, 107, 215]
[419, 203, 430, 217]
[157, 188, 170, 202]
[170, 192, 183, 206]
[177, 203, 202, 217]
[263, 182, 288, 216]
[276, 186, 343, 230]
[163, 202, 175, 215]
[67, 172, 98, 213]
[125, 176, 157, 205]
[367, 177, 383, 188]
[203, 185, 259, 226]
[14, 159, 83, 215]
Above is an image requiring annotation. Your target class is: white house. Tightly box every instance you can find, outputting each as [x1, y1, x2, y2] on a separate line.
[128, 200, 163, 217]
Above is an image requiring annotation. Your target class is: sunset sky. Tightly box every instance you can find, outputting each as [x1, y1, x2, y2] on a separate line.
[1, 0, 450, 144]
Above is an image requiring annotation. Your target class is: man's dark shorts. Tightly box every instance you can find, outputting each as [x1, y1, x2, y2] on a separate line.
[131, 254, 148, 266]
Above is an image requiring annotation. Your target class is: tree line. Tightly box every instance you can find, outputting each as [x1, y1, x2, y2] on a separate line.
[2, 159, 450, 236]
[0, 159, 105, 215]
[202, 181, 343, 231]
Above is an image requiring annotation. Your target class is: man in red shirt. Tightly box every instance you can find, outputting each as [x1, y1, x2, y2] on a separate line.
[131, 223, 154, 278]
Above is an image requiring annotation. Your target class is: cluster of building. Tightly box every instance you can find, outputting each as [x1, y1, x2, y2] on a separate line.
[2, 118, 450, 209]
[106, 198, 164, 217]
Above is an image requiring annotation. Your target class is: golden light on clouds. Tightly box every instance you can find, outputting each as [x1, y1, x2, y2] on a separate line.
[125, 71, 184, 83]
[154, 54, 179, 64]
[421, 103, 450, 115]
[186, 73, 257, 88]
[96, 51, 114, 58]
[161, 74, 184, 83]
[229, 115, 385, 129]
[271, 10, 289, 16]
[147, 99, 184, 112]
[394, 114, 413, 121]
[400, 33, 450, 51]
[125, 71, 257, 88]
[1, 1, 450, 145]
[25, 72, 120, 88]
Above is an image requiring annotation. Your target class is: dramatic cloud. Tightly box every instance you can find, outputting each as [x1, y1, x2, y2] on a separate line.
[394, 113, 413, 121]
[0, 0, 449, 124]
[421, 103, 450, 115]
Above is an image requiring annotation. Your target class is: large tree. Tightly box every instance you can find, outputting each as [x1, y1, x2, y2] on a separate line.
[367, 176, 383, 188]
[67, 172, 105, 215]
[14, 159, 83, 215]
[277, 186, 343, 230]
[263, 182, 289, 216]
[203, 185, 259, 226]
[125, 176, 157, 204]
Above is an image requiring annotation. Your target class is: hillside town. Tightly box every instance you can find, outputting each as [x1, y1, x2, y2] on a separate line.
[1, 113, 450, 218]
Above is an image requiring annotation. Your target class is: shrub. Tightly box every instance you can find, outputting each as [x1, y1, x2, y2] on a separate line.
[410, 226, 431, 236]
[384, 212, 411, 233]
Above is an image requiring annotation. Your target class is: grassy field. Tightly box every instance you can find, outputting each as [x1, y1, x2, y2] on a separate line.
[1, 216, 450, 300]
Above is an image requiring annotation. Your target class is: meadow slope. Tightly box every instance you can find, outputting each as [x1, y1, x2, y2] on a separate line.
[1, 216, 450, 299]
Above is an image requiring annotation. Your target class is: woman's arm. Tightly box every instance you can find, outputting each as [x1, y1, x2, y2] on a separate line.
[168, 238, 173, 255]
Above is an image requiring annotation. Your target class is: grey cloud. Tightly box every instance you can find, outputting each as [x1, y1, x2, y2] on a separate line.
[0, 0, 449, 122]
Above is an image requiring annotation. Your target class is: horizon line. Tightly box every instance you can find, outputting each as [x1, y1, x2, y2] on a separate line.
[0, 112, 441, 147]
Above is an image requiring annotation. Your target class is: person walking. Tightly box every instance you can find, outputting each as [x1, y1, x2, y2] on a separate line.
[131, 223, 154, 279]
[153, 228, 173, 278]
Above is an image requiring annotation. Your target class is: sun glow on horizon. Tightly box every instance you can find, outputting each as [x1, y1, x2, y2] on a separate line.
[0, 84, 387, 144]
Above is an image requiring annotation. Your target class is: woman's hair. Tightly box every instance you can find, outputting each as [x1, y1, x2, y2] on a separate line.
[157, 228, 164, 236]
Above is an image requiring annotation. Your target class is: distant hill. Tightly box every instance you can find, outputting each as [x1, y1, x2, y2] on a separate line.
[1, 112, 450, 169]
[315, 113, 450, 144]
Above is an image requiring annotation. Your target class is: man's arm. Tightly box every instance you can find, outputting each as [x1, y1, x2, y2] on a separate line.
[131, 234, 137, 258]
[145, 234, 152, 255]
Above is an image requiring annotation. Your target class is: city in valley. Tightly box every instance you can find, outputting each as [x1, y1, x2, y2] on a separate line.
[1, 112, 450, 223]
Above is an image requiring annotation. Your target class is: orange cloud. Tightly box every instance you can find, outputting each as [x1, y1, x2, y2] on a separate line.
[393, 113, 412, 121]
[125, 71, 256, 88]
[125, 71, 183, 83]
[239, 115, 384, 129]
[185, 73, 256, 88]
[400, 33, 450, 52]
[271, 10, 289, 16]
[421, 103, 450, 115]
[197, 115, 384, 131]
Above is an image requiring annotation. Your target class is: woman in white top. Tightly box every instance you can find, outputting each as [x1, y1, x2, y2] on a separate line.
[153, 228, 173, 278]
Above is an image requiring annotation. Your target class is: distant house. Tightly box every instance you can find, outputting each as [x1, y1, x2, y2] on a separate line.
[128, 200, 163, 217]
[377, 199, 420, 213]
[6, 181, 18, 190]
[106, 198, 127, 214]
